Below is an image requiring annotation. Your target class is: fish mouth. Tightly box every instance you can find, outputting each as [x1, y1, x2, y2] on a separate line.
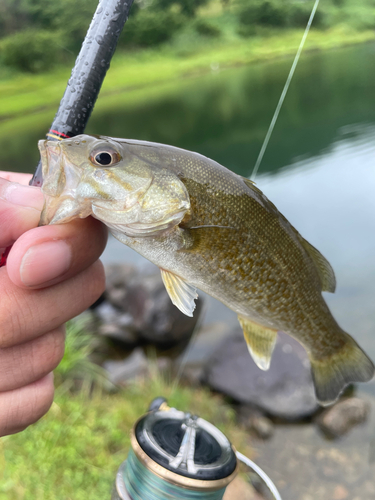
[39, 195, 91, 226]
[38, 139, 92, 226]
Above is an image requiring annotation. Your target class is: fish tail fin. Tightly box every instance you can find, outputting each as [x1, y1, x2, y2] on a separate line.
[310, 334, 374, 406]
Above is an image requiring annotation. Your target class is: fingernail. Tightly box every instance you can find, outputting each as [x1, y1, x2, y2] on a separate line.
[20, 240, 72, 286]
[2, 182, 44, 211]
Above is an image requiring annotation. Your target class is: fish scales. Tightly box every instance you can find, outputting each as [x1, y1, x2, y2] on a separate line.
[38, 135, 374, 405]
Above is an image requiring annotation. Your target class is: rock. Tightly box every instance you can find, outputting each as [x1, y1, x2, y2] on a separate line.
[317, 397, 370, 438]
[95, 301, 138, 345]
[125, 272, 203, 345]
[223, 476, 261, 500]
[103, 348, 148, 384]
[204, 328, 318, 420]
[156, 356, 173, 373]
[176, 322, 233, 386]
[93, 264, 203, 348]
[333, 485, 349, 500]
[251, 394, 375, 500]
[97, 322, 139, 344]
[179, 365, 205, 387]
[237, 405, 274, 439]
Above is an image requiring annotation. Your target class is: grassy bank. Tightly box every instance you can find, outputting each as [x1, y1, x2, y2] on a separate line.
[0, 321, 252, 500]
[1, 24, 374, 124]
[0, 384, 248, 500]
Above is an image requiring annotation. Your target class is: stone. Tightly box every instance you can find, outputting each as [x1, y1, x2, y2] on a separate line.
[125, 272, 203, 345]
[103, 348, 148, 384]
[93, 264, 203, 348]
[97, 322, 139, 344]
[251, 395, 375, 500]
[317, 397, 370, 438]
[333, 485, 349, 500]
[95, 301, 139, 345]
[204, 328, 318, 419]
[223, 476, 261, 500]
[237, 405, 274, 439]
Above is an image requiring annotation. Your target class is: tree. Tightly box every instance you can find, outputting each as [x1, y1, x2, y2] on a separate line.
[153, 0, 210, 17]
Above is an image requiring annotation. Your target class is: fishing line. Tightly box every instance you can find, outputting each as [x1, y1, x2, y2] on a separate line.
[236, 452, 282, 500]
[170, 304, 208, 396]
[251, 0, 321, 181]
[123, 449, 226, 500]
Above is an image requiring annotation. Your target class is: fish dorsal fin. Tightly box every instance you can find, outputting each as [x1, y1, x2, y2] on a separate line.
[243, 177, 256, 186]
[242, 176, 336, 293]
[160, 269, 198, 317]
[238, 315, 278, 371]
[298, 237, 336, 293]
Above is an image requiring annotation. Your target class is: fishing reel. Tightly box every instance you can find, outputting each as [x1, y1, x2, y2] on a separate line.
[112, 397, 282, 500]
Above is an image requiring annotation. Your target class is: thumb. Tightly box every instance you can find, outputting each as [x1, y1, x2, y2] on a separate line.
[0, 177, 44, 247]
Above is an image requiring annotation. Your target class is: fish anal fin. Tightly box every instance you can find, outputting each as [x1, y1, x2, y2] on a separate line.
[299, 237, 336, 293]
[160, 269, 198, 317]
[238, 315, 278, 371]
[310, 336, 374, 406]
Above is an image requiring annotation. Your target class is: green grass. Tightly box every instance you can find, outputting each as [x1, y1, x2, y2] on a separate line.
[0, 24, 374, 125]
[0, 321, 251, 500]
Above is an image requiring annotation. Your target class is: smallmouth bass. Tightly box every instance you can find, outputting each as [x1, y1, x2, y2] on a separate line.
[38, 134, 374, 405]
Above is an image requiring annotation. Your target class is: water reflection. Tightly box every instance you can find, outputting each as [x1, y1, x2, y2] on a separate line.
[86, 43, 375, 176]
[2, 44, 375, 178]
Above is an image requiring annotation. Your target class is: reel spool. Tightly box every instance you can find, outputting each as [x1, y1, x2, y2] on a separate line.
[112, 398, 282, 500]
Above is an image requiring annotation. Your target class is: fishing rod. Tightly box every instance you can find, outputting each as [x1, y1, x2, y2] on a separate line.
[112, 398, 283, 500]
[0, 0, 134, 267]
[30, 0, 135, 187]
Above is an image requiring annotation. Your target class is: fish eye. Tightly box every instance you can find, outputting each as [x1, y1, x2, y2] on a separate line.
[95, 152, 112, 165]
[90, 147, 121, 167]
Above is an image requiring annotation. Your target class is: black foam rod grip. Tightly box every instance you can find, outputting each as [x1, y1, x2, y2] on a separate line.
[30, 0, 134, 187]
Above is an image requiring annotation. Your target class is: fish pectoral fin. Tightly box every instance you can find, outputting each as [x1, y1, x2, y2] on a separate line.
[160, 269, 198, 317]
[299, 237, 336, 293]
[238, 316, 278, 371]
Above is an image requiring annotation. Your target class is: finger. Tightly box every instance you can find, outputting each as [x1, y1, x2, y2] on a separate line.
[0, 172, 32, 185]
[7, 216, 108, 288]
[0, 372, 54, 437]
[0, 177, 44, 247]
[0, 259, 105, 348]
[0, 326, 65, 392]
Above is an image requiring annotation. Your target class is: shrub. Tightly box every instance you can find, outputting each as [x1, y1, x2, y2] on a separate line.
[120, 9, 185, 47]
[238, 0, 288, 28]
[287, 2, 327, 28]
[152, 0, 210, 18]
[0, 29, 63, 72]
[236, 0, 331, 33]
[194, 19, 221, 37]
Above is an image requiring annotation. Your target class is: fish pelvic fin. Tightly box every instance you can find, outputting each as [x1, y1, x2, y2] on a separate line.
[160, 269, 198, 317]
[310, 335, 375, 406]
[238, 315, 278, 371]
[298, 237, 336, 293]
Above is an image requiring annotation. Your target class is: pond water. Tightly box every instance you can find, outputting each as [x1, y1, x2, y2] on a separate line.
[3, 40, 375, 500]
[3, 41, 375, 380]
[94, 41, 375, 394]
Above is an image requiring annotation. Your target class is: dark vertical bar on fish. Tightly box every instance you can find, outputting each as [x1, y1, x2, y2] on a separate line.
[30, 0, 134, 187]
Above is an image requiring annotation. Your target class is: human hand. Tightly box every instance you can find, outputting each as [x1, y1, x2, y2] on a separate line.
[0, 171, 107, 436]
